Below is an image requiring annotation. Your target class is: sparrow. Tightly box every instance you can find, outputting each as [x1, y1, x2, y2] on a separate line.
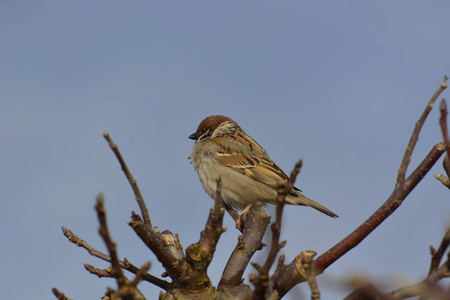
[188, 115, 338, 228]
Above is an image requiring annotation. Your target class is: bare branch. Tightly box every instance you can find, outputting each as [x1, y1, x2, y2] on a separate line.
[262, 182, 287, 273]
[263, 159, 303, 273]
[95, 194, 128, 290]
[130, 262, 152, 287]
[172, 182, 226, 293]
[213, 178, 223, 219]
[314, 143, 445, 275]
[385, 257, 450, 299]
[434, 173, 450, 189]
[438, 99, 450, 189]
[84, 263, 113, 278]
[288, 159, 304, 187]
[250, 262, 270, 300]
[270, 254, 286, 287]
[266, 160, 303, 274]
[95, 196, 151, 300]
[223, 202, 240, 222]
[397, 76, 447, 183]
[302, 251, 320, 300]
[196, 179, 226, 267]
[274, 138, 445, 297]
[272, 251, 318, 298]
[440, 99, 450, 160]
[252, 160, 303, 298]
[129, 219, 190, 282]
[159, 230, 184, 261]
[429, 224, 450, 274]
[218, 210, 270, 289]
[103, 131, 152, 227]
[52, 288, 73, 300]
[444, 153, 450, 178]
[62, 226, 169, 289]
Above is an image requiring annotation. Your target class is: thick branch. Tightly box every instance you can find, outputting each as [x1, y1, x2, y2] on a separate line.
[129, 220, 190, 283]
[302, 251, 320, 300]
[197, 179, 225, 259]
[274, 143, 445, 298]
[272, 251, 316, 298]
[181, 181, 226, 292]
[314, 143, 445, 274]
[218, 210, 270, 289]
[103, 131, 152, 227]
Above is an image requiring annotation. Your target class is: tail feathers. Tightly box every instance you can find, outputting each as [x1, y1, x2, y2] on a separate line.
[287, 192, 338, 218]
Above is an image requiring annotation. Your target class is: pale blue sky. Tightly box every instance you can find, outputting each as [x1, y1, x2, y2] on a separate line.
[1, 1, 449, 299]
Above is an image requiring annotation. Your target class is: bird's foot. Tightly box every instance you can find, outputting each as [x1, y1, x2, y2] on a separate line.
[235, 214, 245, 232]
[235, 203, 253, 232]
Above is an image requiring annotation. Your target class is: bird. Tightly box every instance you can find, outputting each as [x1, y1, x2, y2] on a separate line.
[188, 115, 338, 229]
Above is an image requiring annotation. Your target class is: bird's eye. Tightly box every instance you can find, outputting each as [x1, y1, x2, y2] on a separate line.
[197, 128, 210, 140]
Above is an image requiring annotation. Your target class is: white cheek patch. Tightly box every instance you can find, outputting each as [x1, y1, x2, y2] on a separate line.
[216, 153, 232, 157]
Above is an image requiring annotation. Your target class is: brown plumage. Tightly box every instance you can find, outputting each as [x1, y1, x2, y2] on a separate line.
[189, 115, 338, 218]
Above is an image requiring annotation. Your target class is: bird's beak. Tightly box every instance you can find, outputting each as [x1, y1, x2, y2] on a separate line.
[188, 131, 200, 140]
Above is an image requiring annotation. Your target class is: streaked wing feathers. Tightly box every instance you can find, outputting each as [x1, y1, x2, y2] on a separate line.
[212, 136, 291, 189]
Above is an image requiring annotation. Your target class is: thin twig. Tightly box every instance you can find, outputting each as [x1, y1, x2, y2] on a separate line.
[84, 264, 113, 278]
[252, 160, 303, 299]
[213, 178, 222, 219]
[288, 159, 304, 187]
[62, 226, 169, 289]
[51, 288, 73, 300]
[429, 224, 450, 275]
[440, 99, 450, 160]
[262, 183, 286, 273]
[95, 194, 127, 289]
[130, 262, 152, 287]
[250, 262, 270, 300]
[103, 131, 152, 227]
[434, 173, 450, 189]
[263, 159, 302, 273]
[444, 153, 450, 178]
[397, 76, 447, 183]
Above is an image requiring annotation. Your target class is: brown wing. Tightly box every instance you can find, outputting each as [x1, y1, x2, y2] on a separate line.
[211, 135, 290, 188]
